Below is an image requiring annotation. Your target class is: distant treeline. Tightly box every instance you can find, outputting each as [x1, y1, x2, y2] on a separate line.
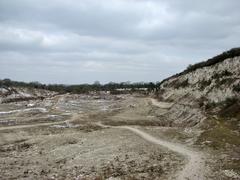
[0, 79, 159, 94]
[159, 47, 240, 85]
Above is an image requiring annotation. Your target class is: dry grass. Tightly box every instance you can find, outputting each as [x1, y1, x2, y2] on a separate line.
[197, 118, 240, 149]
[103, 119, 166, 127]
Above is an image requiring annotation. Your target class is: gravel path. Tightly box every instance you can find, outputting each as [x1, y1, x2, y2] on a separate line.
[98, 122, 206, 180]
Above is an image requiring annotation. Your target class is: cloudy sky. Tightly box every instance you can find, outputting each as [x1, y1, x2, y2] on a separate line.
[0, 0, 239, 84]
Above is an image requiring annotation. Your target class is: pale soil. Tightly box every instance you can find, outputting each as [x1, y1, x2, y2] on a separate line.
[122, 127, 205, 180]
[0, 94, 235, 179]
[98, 122, 206, 180]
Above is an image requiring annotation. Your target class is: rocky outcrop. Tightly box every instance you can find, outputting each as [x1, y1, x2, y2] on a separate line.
[160, 56, 240, 103]
[157, 48, 240, 127]
[0, 87, 57, 103]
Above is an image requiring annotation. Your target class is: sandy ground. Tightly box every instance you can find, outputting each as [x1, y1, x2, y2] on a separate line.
[97, 122, 206, 180]
[0, 94, 237, 179]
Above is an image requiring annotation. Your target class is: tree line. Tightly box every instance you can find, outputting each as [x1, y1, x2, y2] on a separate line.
[159, 47, 240, 86]
[0, 79, 160, 94]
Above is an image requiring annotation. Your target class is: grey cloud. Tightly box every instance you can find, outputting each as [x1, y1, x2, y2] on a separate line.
[0, 0, 239, 83]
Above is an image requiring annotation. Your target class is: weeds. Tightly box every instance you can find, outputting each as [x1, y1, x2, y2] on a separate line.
[197, 118, 240, 150]
[233, 84, 240, 92]
[199, 80, 211, 90]
[212, 70, 233, 79]
[168, 79, 189, 89]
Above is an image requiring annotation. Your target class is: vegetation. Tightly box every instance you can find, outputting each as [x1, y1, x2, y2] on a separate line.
[218, 97, 240, 118]
[186, 48, 240, 72]
[211, 70, 235, 88]
[159, 47, 240, 86]
[197, 96, 208, 108]
[0, 78, 158, 94]
[199, 80, 211, 90]
[204, 97, 240, 119]
[168, 79, 189, 89]
[233, 84, 240, 92]
[205, 101, 217, 110]
[197, 118, 240, 149]
[212, 70, 233, 79]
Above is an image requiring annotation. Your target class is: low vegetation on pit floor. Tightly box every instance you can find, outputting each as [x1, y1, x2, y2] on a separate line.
[197, 116, 240, 173]
[197, 117, 240, 149]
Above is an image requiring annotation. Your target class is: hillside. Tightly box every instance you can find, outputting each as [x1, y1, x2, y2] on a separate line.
[0, 49, 240, 179]
[156, 48, 240, 126]
[0, 86, 57, 103]
[156, 48, 240, 177]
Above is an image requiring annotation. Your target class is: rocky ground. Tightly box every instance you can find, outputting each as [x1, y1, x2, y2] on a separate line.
[0, 94, 239, 179]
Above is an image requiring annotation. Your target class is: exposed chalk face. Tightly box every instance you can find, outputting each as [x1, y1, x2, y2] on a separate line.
[160, 56, 240, 103]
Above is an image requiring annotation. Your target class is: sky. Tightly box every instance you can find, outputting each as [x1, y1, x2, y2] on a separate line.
[0, 0, 240, 84]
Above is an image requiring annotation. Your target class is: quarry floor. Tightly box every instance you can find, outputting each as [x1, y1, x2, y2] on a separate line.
[0, 94, 239, 179]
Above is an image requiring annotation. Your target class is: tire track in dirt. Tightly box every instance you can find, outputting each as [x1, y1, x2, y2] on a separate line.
[97, 122, 206, 180]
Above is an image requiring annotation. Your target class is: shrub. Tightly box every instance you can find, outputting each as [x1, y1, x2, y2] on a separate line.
[170, 79, 189, 89]
[221, 70, 233, 76]
[159, 48, 240, 86]
[205, 101, 217, 110]
[212, 70, 233, 79]
[197, 96, 208, 108]
[215, 77, 236, 88]
[233, 84, 240, 92]
[219, 97, 240, 118]
[224, 97, 238, 108]
[199, 80, 211, 90]
[186, 48, 240, 72]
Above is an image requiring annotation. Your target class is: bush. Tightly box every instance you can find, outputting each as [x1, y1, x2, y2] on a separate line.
[214, 77, 236, 88]
[233, 84, 240, 92]
[159, 47, 240, 86]
[212, 70, 233, 79]
[205, 101, 217, 110]
[197, 96, 208, 108]
[224, 97, 238, 108]
[219, 97, 240, 118]
[169, 79, 189, 89]
[186, 48, 240, 72]
[199, 80, 211, 90]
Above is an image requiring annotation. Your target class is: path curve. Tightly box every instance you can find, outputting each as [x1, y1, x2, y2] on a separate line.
[97, 122, 206, 180]
[150, 98, 173, 109]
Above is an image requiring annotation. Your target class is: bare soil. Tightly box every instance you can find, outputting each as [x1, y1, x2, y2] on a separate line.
[0, 94, 238, 179]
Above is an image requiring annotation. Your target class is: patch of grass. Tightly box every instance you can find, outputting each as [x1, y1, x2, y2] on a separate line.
[0, 142, 33, 152]
[103, 119, 168, 127]
[217, 97, 239, 117]
[197, 118, 240, 150]
[199, 80, 211, 90]
[197, 96, 208, 108]
[233, 84, 240, 93]
[205, 101, 217, 110]
[215, 77, 236, 88]
[205, 97, 240, 117]
[158, 128, 191, 142]
[212, 70, 233, 79]
[76, 123, 103, 132]
[168, 79, 189, 89]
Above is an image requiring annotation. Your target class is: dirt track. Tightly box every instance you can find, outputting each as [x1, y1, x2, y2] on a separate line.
[151, 98, 173, 109]
[0, 95, 213, 179]
[98, 122, 206, 180]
